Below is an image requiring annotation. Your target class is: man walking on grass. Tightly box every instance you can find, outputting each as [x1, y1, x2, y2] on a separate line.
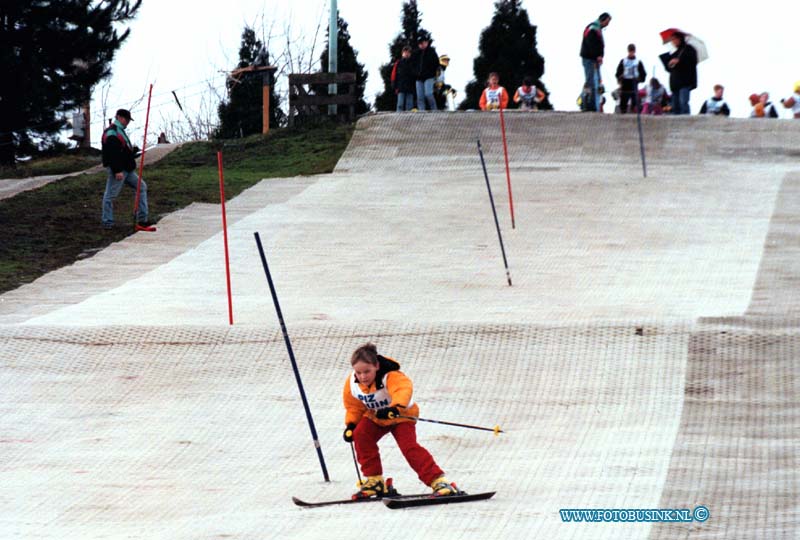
[101, 108, 154, 231]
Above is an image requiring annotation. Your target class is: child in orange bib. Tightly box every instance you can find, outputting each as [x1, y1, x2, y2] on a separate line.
[479, 72, 509, 111]
[343, 343, 457, 499]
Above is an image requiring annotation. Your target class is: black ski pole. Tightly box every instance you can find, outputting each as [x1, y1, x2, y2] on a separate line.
[398, 414, 504, 435]
[350, 443, 362, 486]
[254, 232, 330, 482]
[635, 86, 648, 178]
[477, 138, 513, 286]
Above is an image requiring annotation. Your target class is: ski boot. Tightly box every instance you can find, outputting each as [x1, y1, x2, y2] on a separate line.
[352, 475, 385, 500]
[430, 476, 459, 497]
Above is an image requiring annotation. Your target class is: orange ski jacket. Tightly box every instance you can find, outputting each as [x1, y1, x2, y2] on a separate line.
[343, 355, 420, 427]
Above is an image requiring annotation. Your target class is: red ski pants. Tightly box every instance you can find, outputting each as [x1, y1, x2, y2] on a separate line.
[353, 419, 444, 486]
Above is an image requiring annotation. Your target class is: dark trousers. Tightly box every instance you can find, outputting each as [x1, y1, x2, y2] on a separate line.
[619, 80, 639, 113]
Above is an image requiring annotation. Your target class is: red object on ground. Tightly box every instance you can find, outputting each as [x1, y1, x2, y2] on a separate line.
[352, 420, 444, 485]
[217, 151, 233, 325]
[134, 84, 155, 232]
[498, 106, 515, 229]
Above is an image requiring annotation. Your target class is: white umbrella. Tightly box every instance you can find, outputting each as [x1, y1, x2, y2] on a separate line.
[660, 28, 708, 62]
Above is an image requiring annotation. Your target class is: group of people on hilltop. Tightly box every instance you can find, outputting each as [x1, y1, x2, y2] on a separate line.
[391, 33, 456, 112]
[580, 11, 800, 119]
[579, 12, 698, 115]
[746, 85, 800, 118]
[390, 11, 798, 118]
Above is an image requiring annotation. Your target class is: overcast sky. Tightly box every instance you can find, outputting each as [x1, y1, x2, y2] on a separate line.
[88, 0, 797, 145]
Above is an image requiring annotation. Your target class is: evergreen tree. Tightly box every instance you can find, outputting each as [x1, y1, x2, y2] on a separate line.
[374, 1, 431, 111]
[216, 27, 284, 138]
[0, 0, 142, 165]
[320, 14, 369, 115]
[460, 0, 552, 110]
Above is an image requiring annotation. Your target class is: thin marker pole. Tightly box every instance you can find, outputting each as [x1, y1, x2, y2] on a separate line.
[217, 151, 233, 325]
[254, 232, 330, 482]
[477, 138, 513, 287]
[635, 86, 648, 178]
[133, 84, 153, 230]
[498, 105, 515, 228]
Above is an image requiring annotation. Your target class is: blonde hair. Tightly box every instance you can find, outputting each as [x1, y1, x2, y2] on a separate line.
[351, 343, 379, 366]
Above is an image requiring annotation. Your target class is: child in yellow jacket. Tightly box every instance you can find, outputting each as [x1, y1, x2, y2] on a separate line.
[343, 343, 457, 499]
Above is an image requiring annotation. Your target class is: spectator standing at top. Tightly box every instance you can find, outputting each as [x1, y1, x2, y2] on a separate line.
[433, 54, 454, 110]
[615, 44, 646, 113]
[580, 12, 612, 112]
[392, 45, 416, 112]
[412, 34, 439, 111]
[699, 85, 731, 116]
[663, 32, 698, 115]
[479, 72, 509, 111]
[780, 81, 800, 118]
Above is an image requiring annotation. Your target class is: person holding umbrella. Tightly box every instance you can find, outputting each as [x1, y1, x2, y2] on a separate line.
[659, 29, 703, 115]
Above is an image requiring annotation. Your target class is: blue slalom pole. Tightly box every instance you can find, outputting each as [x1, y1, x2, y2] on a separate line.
[477, 138, 513, 287]
[254, 232, 330, 482]
[635, 87, 648, 178]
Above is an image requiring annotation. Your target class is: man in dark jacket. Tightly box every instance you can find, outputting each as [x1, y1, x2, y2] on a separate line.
[580, 12, 611, 112]
[101, 108, 153, 230]
[662, 32, 698, 115]
[412, 34, 439, 111]
[393, 45, 416, 111]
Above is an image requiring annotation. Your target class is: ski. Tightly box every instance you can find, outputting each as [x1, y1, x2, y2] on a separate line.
[293, 493, 411, 509]
[383, 491, 496, 509]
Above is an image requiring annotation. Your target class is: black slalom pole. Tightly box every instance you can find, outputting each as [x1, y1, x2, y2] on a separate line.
[477, 138, 513, 286]
[635, 86, 648, 178]
[254, 232, 330, 482]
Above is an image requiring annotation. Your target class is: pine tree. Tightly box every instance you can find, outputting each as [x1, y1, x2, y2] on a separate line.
[0, 0, 142, 165]
[320, 15, 369, 115]
[216, 27, 284, 138]
[460, 0, 552, 110]
[374, 1, 431, 111]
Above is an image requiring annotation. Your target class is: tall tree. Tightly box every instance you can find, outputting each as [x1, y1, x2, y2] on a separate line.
[216, 27, 284, 138]
[460, 0, 552, 110]
[320, 14, 369, 115]
[374, 1, 430, 111]
[0, 0, 142, 165]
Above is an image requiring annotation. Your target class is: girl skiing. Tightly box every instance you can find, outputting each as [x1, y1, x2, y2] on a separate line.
[343, 343, 457, 499]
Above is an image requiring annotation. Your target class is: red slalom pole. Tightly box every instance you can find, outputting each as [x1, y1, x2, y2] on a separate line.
[498, 105, 515, 229]
[134, 83, 155, 232]
[217, 151, 234, 325]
